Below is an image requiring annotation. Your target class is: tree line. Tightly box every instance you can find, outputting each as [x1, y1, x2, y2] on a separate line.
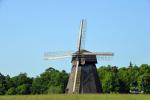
[0, 63, 150, 95]
[97, 63, 150, 93]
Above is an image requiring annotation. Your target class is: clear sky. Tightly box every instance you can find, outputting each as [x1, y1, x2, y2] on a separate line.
[0, 0, 150, 77]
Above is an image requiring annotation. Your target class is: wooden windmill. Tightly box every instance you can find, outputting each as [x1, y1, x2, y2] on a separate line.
[44, 19, 114, 93]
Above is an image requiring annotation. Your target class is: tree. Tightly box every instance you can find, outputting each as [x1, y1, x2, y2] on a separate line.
[4, 75, 13, 90]
[31, 67, 69, 94]
[31, 77, 47, 94]
[11, 73, 32, 87]
[0, 64, 150, 95]
[0, 83, 5, 95]
[6, 87, 16, 95]
[16, 84, 30, 95]
[9, 73, 32, 94]
[139, 64, 150, 75]
[0, 73, 6, 95]
[129, 61, 133, 68]
[138, 73, 150, 93]
[48, 86, 63, 94]
[98, 65, 120, 93]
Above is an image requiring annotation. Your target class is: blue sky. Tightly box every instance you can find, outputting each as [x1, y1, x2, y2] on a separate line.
[0, 0, 150, 77]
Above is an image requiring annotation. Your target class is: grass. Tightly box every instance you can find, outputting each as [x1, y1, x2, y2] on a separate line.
[0, 94, 150, 100]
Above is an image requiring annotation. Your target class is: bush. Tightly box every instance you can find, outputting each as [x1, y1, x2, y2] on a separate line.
[6, 87, 16, 95]
[48, 86, 63, 94]
[16, 84, 30, 94]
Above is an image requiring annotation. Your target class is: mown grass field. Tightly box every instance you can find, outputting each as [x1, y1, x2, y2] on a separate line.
[0, 94, 150, 100]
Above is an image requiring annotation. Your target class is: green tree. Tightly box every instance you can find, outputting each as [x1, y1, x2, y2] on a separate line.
[138, 73, 150, 93]
[16, 84, 30, 94]
[0, 83, 5, 95]
[118, 66, 140, 93]
[10, 73, 32, 94]
[98, 66, 120, 93]
[139, 64, 150, 75]
[31, 67, 69, 94]
[11, 73, 32, 87]
[31, 76, 47, 94]
[48, 86, 63, 94]
[6, 87, 16, 95]
[0, 73, 6, 95]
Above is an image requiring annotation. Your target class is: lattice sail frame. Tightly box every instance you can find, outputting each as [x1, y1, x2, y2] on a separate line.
[44, 51, 114, 61]
[77, 19, 86, 52]
[44, 19, 114, 61]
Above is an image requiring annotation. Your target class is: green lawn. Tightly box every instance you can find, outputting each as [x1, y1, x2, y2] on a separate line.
[0, 94, 150, 100]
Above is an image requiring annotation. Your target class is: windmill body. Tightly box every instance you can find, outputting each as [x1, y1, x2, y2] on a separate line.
[44, 19, 114, 94]
[66, 49, 101, 93]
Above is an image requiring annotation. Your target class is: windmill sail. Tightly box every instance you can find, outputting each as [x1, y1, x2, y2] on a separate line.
[44, 51, 73, 60]
[77, 19, 86, 53]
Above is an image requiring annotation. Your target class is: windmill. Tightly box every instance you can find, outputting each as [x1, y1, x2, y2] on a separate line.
[44, 19, 114, 93]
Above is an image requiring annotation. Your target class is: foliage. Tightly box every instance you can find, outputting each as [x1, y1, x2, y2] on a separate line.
[48, 86, 63, 94]
[0, 64, 150, 95]
[6, 87, 16, 95]
[138, 73, 150, 93]
[16, 84, 30, 94]
[97, 64, 150, 94]
[31, 68, 68, 94]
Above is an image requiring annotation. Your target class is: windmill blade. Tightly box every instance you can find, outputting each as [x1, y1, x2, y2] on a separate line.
[44, 51, 73, 60]
[96, 55, 113, 61]
[94, 52, 114, 61]
[79, 52, 114, 61]
[81, 52, 114, 56]
[77, 19, 86, 52]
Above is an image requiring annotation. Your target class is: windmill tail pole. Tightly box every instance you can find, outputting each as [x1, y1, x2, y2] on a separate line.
[72, 60, 79, 93]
